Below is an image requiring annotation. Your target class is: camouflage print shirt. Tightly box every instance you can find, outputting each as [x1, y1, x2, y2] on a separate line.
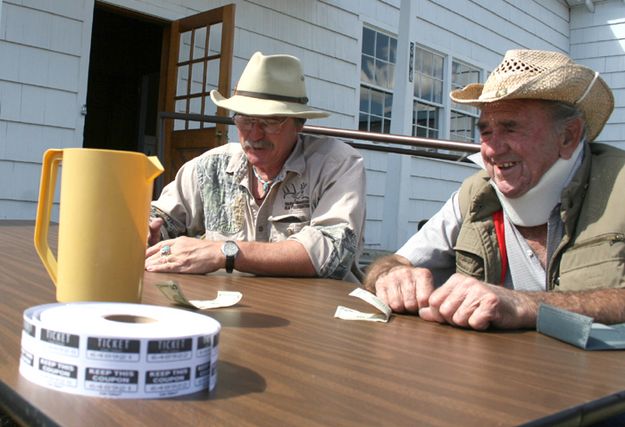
[151, 134, 366, 282]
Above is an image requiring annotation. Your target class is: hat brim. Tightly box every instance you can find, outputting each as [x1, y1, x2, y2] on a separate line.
[450, 73, 614, 142]
[210, 90, 329, 119]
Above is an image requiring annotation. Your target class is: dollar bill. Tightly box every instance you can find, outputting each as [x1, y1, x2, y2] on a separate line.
[156, 281, 242, 310]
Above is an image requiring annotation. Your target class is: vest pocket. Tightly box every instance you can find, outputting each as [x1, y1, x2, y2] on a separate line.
[558, 233, 625, 290]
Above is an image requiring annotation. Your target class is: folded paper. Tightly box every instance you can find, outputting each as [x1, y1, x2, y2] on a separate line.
[334, 288, 392, 323]
[537, 304, 625, 350]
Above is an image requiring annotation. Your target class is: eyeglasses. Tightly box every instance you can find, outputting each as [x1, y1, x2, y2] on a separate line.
[233, 115, 289, 135]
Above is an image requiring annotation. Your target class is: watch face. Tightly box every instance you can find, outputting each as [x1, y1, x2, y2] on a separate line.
[222, 241, 239, 256]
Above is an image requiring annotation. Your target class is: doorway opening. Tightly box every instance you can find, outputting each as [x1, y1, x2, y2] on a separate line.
[83, 5, 166, 156]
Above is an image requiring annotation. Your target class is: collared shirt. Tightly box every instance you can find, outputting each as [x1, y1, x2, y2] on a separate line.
[151, 134, 366, 282]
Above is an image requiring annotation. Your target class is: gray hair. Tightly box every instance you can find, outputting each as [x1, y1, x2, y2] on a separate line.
[543, 100, 588, 142]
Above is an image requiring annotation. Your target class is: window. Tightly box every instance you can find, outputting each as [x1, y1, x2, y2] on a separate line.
[410, 46, 482, 148]
[359, 27, 397, 133]
[411, 47, 444, 139]
[450, 61, 480, 143]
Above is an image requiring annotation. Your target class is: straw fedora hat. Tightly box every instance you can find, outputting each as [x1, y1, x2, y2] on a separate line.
[450, 49, 614, 141]
[210, 52, 329, 119]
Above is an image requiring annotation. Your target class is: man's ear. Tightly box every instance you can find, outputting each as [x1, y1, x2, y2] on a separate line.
[559, 117, 584, 159]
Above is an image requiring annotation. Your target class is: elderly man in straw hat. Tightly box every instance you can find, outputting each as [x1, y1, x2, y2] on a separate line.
[146, 52, 365, 282]
[364, 49, 625, 329]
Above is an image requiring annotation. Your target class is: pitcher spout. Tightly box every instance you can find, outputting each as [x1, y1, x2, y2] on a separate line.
[147, 156, 164, 181]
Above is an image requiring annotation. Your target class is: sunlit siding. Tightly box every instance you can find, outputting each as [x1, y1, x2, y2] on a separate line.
[571, 1, 625, 149]
[0, 0, 89, 219]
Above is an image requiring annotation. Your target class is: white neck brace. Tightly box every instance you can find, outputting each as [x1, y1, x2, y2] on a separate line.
[490, 142, 584, 227]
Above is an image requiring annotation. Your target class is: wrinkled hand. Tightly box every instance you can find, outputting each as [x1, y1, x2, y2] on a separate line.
[145, 237, 224, 274]
[419, 273, 535, 330]
[374, 266, 436, 313]
[147, 217, 164, 247]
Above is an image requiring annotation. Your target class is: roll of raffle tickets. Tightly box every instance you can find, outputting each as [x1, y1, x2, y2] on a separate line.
[19, 303, 221, 399]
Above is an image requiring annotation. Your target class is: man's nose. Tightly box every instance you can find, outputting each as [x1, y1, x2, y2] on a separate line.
[482, 130, 507, 155]
[248, 121, 266, 140]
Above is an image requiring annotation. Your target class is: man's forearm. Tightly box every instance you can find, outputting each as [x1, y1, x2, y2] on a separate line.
[363, 254, 412, 292]
[235, 240, 317, 277]
[524, 287, 625, 325]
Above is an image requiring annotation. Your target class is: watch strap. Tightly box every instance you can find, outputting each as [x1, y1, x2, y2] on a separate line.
[225, 254, 235, 273]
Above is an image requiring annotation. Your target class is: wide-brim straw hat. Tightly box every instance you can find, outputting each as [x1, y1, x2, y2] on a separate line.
[450, 49, 614, 141]
[210, 51, 329, 119]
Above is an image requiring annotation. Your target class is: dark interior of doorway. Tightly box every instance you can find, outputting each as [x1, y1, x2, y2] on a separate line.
[83, 5, 164, 155]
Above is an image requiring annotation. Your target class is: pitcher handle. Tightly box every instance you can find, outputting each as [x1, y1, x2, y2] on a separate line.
[34, 149, 63, 286]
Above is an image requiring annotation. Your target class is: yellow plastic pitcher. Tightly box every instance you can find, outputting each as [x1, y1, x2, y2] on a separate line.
[34, 148, 164, 302]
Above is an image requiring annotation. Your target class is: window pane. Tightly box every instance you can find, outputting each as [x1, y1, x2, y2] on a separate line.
[421, 75, 433, 102]
[376, 33, 389, 61]
[412, 101, 439, 139]
[387, 63, 395, 89]
[188, 108, 201, 128]
[390, 37, 397, 63]
[193, 27, 207, 60]
[191, 62, 204, 95]
[360, 86, 370, 112]
[205, 58, 220, 92]
[370, 116, 382, 133]
[359, 113, 369, 131]
[375, 59, 392, 89]
[361, 55, 374, 85]
[178, 31, 191, 62]
[433, 54, 444, 79]
[450, 111, 477, 143]
[204, 97, 217, 118]
[174, 99, 187, 130]
[176, 65, 189, 96]
[414, 74, 421, 98]
[384, 93, 393, 117]
[208, 23, 222, 55]
[422, 51, 432, 76]
[362, 27, 375, 56]
[433, 80, 443, 104]
[452, 60, 480, 114]
[371, 89, 384, 116]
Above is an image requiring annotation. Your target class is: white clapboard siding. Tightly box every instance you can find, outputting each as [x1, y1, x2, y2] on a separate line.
[0, 0, 89, 219]
[571, 1, 625, 150]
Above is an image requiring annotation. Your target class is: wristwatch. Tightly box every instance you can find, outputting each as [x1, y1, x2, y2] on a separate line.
[220, 240, 239, 273]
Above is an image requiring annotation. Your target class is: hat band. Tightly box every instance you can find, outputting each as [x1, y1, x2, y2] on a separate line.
[234, 90, 309, 105]
[575, 71, 599, 105]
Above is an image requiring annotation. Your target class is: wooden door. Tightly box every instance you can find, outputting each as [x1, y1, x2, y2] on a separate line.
[161, 4, 235, 184]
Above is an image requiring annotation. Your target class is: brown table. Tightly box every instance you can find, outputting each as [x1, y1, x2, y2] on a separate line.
[1, 220, 625, 426]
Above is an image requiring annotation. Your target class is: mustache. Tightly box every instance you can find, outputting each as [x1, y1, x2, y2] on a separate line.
[243, 140, 273, 150]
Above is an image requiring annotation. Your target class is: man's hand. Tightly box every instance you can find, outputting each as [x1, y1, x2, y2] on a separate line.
[145, 236, 224, 274]
[374, 266, 436, 313]
[419, 273, 537, 330]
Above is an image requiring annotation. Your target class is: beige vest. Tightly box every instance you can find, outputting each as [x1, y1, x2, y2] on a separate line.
[455, 143, 625, 291]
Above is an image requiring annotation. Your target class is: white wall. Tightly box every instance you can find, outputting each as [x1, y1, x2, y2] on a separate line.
[570, 0, 625, 149]
[0, 0, 94, 219]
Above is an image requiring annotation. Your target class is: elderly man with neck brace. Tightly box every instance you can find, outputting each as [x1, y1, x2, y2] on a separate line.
[364, 49, 625, 330]
[145, 52, 365, 282]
